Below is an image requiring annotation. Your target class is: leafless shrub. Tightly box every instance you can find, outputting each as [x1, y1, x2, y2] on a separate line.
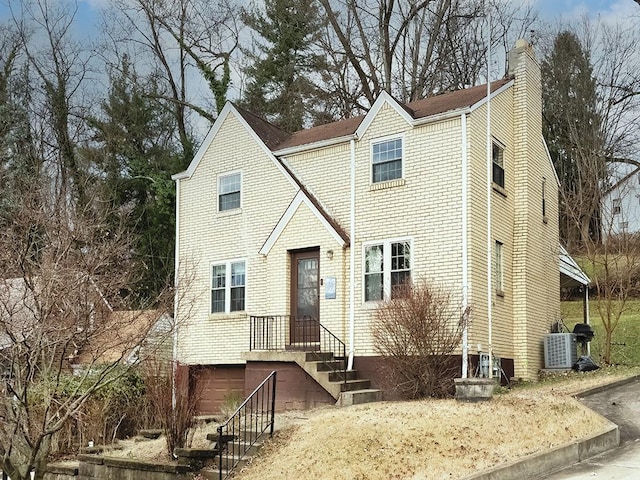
[372, 281, 467, 399]
[142, 358, 201, 459]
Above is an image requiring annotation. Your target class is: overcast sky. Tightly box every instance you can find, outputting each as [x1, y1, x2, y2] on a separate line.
[2, 0, 638, 43]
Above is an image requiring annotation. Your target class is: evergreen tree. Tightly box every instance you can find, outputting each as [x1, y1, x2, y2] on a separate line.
[0, 36, 40, 231]
[86, 57, 184, 303]
[241, 0, 325, 131]
[542, 31, 605, 247]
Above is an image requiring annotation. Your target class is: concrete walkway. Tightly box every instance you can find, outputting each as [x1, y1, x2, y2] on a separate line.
[543, 376, 640, 479]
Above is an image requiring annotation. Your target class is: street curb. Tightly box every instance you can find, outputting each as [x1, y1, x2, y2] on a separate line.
[460, 423, 619, 480]
[460, 376, 640, 480]
[574, 374, 640, 399]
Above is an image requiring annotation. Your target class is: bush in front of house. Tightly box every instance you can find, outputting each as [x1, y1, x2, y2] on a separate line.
[372, 281, 467, 399]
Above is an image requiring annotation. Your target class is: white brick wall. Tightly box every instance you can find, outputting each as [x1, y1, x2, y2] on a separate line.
[175, 68, 560, 379]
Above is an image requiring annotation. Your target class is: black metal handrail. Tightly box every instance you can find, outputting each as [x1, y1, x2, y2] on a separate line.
[216, 370, 277, 480]
[249, 315, 348, 383]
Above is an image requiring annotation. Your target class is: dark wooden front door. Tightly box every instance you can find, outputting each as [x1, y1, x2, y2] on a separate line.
[290, 249, 320, 344]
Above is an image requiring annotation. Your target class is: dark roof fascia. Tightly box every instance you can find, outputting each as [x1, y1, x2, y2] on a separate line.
[276, 158, 350, 246]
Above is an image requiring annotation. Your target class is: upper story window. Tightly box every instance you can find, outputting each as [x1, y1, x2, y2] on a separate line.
[612, 198, 621, 215]
[211, 260, 246, 313]
[218, 173, 241, 211]
[492, 142, 505, 189]
[364, 239, 411, 302]
[372, 138, 403, 183]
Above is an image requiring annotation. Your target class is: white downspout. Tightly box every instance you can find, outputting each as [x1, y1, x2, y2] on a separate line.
[172, 178, 181, 411]
[485, 10, 493, 379]
[461, 113, 469, 378]
[348, 138, 356, 371]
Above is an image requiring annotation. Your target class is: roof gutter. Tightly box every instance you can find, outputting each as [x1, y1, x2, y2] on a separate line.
[412, 107, 471, 127]
[271, 108, 478, 157]
[272, 134, 356, 157]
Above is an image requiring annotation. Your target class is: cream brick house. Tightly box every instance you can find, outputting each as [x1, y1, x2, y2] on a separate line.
[172, 40, 577, 412]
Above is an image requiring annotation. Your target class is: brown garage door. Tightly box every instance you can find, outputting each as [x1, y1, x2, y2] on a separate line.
[191, 365, 246, 415]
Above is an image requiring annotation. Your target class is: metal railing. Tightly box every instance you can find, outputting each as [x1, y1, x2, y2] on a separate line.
[216, 370, 277, 480]
[249, 315, 348, 382]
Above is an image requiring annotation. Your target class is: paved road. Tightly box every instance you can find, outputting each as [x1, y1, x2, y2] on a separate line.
[543, 377, 640, 479]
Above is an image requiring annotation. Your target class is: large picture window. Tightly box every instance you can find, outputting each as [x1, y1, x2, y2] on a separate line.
[364, 239, 411, 301]
[211, 260, 246, 313]
[372, 138, 403, 183]
[218, 173, 241, 211]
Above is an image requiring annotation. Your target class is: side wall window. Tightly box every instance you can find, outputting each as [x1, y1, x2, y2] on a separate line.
[211, 260, 246, 313]
[493, 241, 504, 296]
[492, 142, 505, 189]
[372, 138, 403, 183]
[612, 198, 621, 215]
[542, 177, 547, 219]
[218, 173, 241, 211]
[364, 239, 411, 301]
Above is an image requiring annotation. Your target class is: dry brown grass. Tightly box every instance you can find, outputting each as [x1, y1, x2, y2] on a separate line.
[91, 367, 639, 480]
[232, 369, 639, 480]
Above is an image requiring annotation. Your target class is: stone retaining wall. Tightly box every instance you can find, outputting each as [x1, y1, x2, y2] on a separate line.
[43, 455, 192, 480]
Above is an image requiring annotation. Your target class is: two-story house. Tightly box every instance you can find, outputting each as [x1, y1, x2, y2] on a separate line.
[172, 40, 576, 413]
[602, 162, 640, 236]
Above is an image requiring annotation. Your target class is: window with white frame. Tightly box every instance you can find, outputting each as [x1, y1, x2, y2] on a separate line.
[492, 141, 505, 189]
[218, 173, 241, 211]
[372, 138, 403, 183]
[211, 260, 245, 313]
[364, 240, 411, 301]
[494, 241, 504, 296]
[612, 198, 621, 215]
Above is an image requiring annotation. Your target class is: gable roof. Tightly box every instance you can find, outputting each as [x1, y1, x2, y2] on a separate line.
[234, 105, 291, 150]
[258, 78, 514, 153]
[174, 79, 516, 255]
[277, 158, 350, 246]
[260, 190, 349, 255]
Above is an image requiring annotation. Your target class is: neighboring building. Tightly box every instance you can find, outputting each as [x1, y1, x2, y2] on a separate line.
[0, 277, 171, 376]
[602, 162, 640, 236]
[172, 40, 567, 413]
[68, 309, 173, 372]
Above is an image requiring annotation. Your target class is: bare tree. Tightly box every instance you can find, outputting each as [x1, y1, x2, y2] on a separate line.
[105, 0, 241, 158]
[9, 0, 93, 209]
[316, 0, 537, 113]
[0, 182, 168, 479]
[542, 20, 640, 364]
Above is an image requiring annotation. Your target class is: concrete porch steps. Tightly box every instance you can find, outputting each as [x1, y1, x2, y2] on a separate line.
[299, 353, 380, 402]
[243, 349, 382, 406]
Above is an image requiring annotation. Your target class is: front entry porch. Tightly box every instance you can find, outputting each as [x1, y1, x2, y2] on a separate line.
[246, 315, 381, 406]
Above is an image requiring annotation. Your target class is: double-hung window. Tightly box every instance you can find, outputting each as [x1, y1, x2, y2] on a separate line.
[211, 260, 246, 313]
[372, 138, 403, 183]
[492, 142, 505, 189]
[364, 239, 411, 301]
[218, 173, 241, 211]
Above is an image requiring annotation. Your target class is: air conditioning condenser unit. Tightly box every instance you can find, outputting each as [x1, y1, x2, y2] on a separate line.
[544, 333, 578, 369]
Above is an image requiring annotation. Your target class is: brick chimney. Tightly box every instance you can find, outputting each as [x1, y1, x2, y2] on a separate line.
[508, 39, 560, 381]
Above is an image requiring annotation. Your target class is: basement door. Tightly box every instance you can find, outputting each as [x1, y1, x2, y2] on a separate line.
[290, 249, 320, 344]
